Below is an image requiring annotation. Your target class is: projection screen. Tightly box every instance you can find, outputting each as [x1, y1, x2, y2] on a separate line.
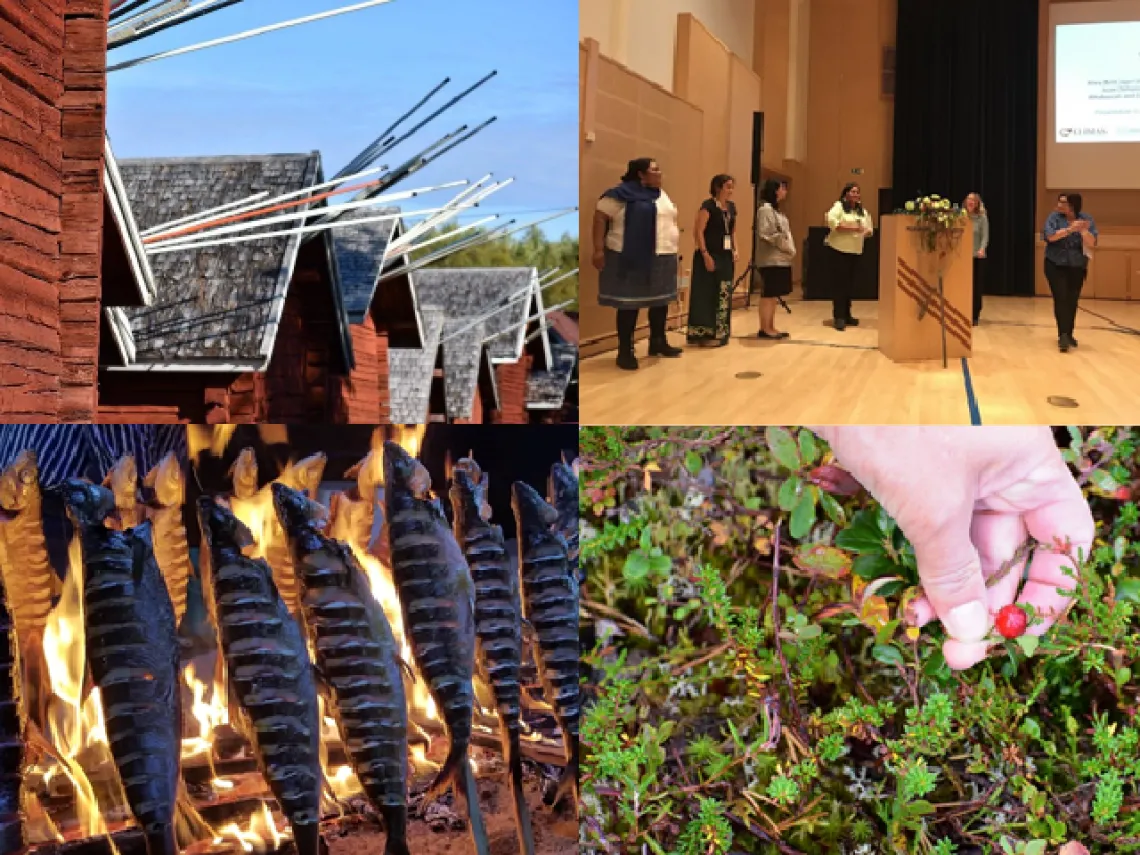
[1047, 0, 1140, 189]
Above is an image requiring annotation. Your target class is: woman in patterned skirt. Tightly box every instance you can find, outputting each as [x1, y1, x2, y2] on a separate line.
[686, 174, 738, 346]
[591, 157, 683, 371]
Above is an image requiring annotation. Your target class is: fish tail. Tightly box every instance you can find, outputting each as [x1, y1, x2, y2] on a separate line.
[174, 783, 213, 849]
[143, 825, 178, 855]
[504, 726, 535, 855]
[380, 806, 410, 855]
[291, 820, 322, 855]
[545, 733, 579, 809]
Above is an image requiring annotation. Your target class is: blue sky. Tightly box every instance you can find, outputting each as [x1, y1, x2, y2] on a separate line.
[106, 0, 578, 239]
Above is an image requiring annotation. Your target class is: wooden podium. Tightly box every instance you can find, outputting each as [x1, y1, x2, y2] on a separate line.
[877, 214, 974, 362]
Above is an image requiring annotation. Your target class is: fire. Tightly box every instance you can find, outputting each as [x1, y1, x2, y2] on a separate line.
[213, 803, 284, 854]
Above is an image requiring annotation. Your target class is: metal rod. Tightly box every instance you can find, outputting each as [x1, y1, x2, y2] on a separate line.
[398, 215, 497, 256]
[108, 0, 393, 72]
[147, 178, 467, 247]
[370, 71, 497, 164]
[109, 0, 245, 50]
[334, 77, 451, 181]
[386, 174, 494, 250]
[500, 299, 577, 346]
[109, 0, 190, 40]
[140, 191, 269, 237]
[389, 178, 511, 253]
[110, 0, 158, 22]
[144, 166, 386, 241]
[145, 196, 501, 255]
[436, 270, 574, 347]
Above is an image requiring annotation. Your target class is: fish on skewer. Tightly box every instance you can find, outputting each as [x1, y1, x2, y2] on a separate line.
[512, 482, 580, 808]
[104, 454, 142, 530]
[548, 458, 580, 584]
[228, 448, 260, 500]
[263, 453, 328, 615]
[0, 451, 57, 728]
[143, 452, 192, 627]
[196, 497, 323, 855]
[327, 449, 382, 551]
[60, 480, 207, 855]
[381, 442, 490, 855]
[0, 544, 24, 855]
[272, 484, 410, 855]
[449, 459, 534, 855]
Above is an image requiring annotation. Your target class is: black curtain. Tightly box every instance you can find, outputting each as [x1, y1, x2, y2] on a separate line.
[892, 0, 1039, 296]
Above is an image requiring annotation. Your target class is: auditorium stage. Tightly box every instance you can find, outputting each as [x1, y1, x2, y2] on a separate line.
[579, 297, 1140, 425]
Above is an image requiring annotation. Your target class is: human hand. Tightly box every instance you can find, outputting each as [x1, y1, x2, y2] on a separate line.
[703, 252, 716, 273]
[1072, 220, 1089, 232]
[975, 250, 985, 259]
[810, 427, 1094, 670]
[733, 248, 740, 264]
[592, 249, 605, 271]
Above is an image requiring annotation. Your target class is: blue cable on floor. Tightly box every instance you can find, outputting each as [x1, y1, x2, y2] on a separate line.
[961, 358, 982, 425]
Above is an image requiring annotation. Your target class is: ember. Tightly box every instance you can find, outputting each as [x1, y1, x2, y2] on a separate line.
[0, 426, 577, 855]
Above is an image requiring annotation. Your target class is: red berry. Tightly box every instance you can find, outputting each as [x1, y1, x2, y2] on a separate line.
[995, 605, 1027, 639]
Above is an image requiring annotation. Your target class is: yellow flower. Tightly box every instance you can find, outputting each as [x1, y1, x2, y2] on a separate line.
[905, 201, 916, 211]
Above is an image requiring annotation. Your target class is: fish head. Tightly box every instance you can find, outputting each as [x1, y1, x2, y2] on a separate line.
[144, 452, 184, 507]
[228, 448, 259, 499]
[383, 441, 432, 499]
[354, 450, 383, 496]
[549, 461, 577, 507]
[57, 478, 116, 528]
[450, 457, 493, 523]
[197, 495, 256, 551]
[511, 480, 559, 533]
[280, 452, 328, 496]
[0, 450, 40, 512]
[271, 482, 328, 533]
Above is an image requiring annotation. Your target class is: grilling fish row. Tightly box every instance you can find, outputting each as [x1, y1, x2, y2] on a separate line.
[0, 444, 578, 855]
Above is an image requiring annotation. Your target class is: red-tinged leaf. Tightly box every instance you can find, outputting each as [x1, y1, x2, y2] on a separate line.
[812, 603, 856, 621]
[793, 545, 852, 579]
[808, 464, 863, 496]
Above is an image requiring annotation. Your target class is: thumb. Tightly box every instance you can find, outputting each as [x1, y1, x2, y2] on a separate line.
[903, 504, 992, 646]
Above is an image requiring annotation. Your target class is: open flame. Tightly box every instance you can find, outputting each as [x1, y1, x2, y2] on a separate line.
[24, 424, 512, 854]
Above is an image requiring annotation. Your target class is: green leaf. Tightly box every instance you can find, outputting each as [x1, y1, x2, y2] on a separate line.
[797, 623, 822, 639]
[639, 526, 652, 552]
[1117, 666, 1132, 686]
[906, 800, 935, 817]
[793, 545, 851, 578]
[789, 491, 816, 539]
[876, 620, 900, 646]
[1021, 717, 1041, 740]
[1090, 468, 1119, 493]
[648, 553, 672, 575]
[1117, 577, 1140, 602]
[798, 429, 819, 465]
[852, 553, 897, 581]
[834, 509, 886, 553]
[623, 551, 650, 585]
[819, 491, 846, 525]
[684, 450, 702, 475]
[767, 427, 802, 471]
[923, 650, 949, 680]
[872, 644, 905, 667]
[1016, 634, 1039, 658]
[777, 476, 801, 512]
[1023, 841, 1047, 855]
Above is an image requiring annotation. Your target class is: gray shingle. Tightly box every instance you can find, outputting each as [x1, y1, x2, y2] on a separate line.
[410, 267, 535, 361]
[389, 308, 444, 424]
[525, 337, 576, 409]
[332, 207, 402, 323]
[117, 154, 322, 365]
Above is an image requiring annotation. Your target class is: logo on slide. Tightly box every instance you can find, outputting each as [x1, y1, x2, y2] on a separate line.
[1060, 127, 1108, 138]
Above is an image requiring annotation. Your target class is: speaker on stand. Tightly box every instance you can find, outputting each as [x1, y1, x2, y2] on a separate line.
[740, 112, 764, 308]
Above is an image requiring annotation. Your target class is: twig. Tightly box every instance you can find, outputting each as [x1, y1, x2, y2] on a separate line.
[724, 812, 806, 855]
[671, 642, 731, 676]
[581, 598, 656, 640]
[769, 520, 805, 739]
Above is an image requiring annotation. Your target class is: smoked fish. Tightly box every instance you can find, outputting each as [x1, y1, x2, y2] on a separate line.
[228, 448, 259, 500]
[196, 497, 323, 855]
[511, 482, 580, 808]
[264, 453, 328, 616]
[548, 459, 580, 584]
[272, 484, 410, 855]
[143, 453, 192, 626]
[61, 481, 193, 855]
[105, 455, 142, 530]
[382, 442, 489, 855]
[449, 459, 533, 855]
[0, 451, 58, 641]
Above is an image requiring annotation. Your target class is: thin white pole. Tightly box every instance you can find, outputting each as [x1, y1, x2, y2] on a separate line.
[143, 165, 389, 240]
[145, 200, 492, 255]
[436, 271, 574, 347]
[384, 178, 504, 254]
[386, 173, 493, 249]
[504, 299, 577, 346]
[108, 0, 191, 38]
[107, 0, 393, 72]
[390, 178, 512, 254]
[140, 191, 269, 237]
[397, 215, 498, 256]
[149, 179, 472, 249]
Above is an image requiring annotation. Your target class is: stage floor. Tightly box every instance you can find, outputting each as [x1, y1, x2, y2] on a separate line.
[579, 296, 1140, 425]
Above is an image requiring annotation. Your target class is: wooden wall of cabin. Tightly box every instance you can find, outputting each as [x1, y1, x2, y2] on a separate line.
[0, 0, 108, 422]
[492, 355, 531, 424]
[330, 314, 393, 424]
[97, 371, 212, 423]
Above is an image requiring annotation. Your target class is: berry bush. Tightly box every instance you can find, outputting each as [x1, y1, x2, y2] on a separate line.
[579, 426, 1140, 855]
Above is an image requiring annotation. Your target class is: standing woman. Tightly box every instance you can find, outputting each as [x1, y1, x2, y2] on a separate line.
[964, 192, 990, 325]
[686, 174, 738, 346]
[591, 157, 684, 371]
[753, 179, 794, 339]
[824, 183, 874, 331]
[1043, 192, 1098, 353]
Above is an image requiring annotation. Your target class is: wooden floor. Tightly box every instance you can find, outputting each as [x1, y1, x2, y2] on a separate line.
[580, 297, 1140, 425]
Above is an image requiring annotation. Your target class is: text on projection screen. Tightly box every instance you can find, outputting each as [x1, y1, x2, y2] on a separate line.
[1055, 20, 1140, 143]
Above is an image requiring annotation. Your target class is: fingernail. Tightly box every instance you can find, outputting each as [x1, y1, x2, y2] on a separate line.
[943, 600, 990, 643]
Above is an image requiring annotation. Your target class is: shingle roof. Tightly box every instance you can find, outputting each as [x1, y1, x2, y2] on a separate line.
[389, 308, 445, 424]
[116, 153, 345, 369]
[525, 329, 577, 410]
[332, 206, 403, 323]
[104, 137, 157, 308]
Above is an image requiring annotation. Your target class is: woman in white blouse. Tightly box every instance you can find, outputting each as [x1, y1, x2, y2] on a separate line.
[824, 183, 874, 331]
[591, 157, 683, 371]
